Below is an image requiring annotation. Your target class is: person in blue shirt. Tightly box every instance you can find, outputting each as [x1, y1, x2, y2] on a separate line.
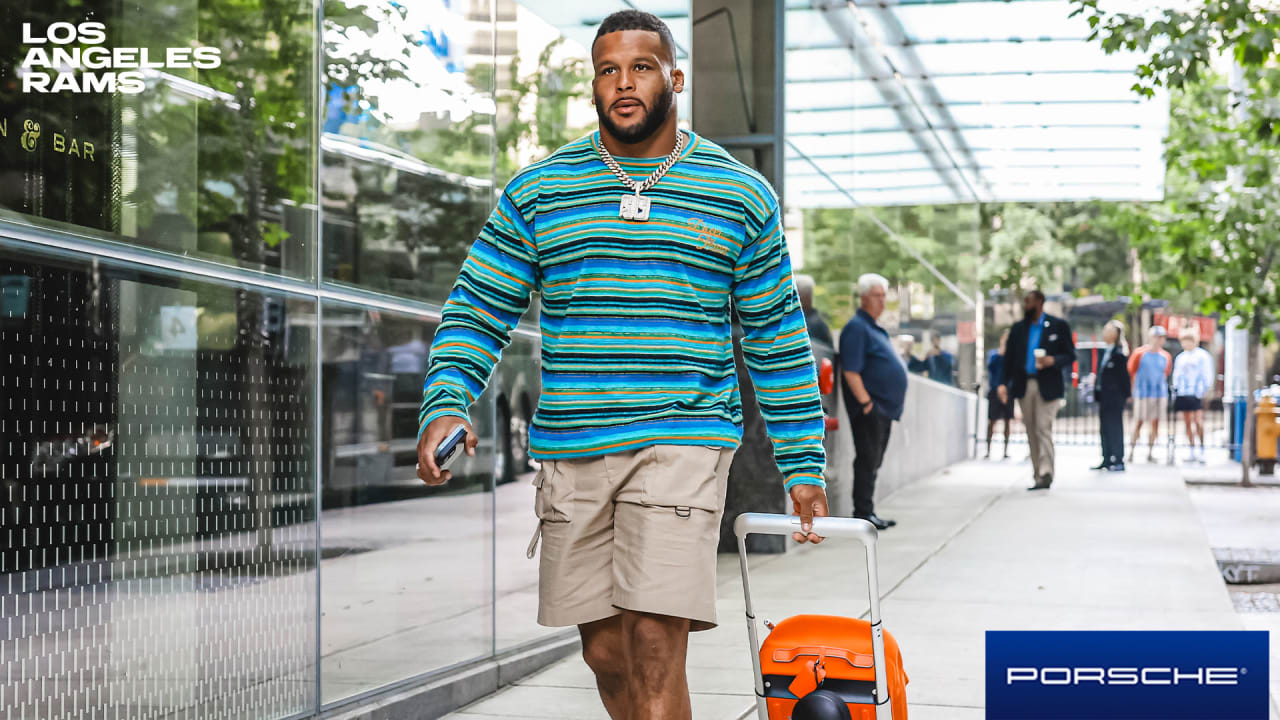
[839, 273, 909, 530]
[997, 290, 1076, 490]
[925, 331, 955, 386]
[986, 328, 1013, 459]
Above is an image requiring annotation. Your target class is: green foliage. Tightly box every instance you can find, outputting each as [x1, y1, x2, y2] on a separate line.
[978, 205, 1074, 297]
[801, 205, 980, 329]
[1043, 201, 1136, 295]
[1072, 0, 1280, 344]
[1071, 0, 1280, 112]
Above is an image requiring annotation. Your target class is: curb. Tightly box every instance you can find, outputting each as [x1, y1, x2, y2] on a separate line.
[1214, 547, 1280, 585]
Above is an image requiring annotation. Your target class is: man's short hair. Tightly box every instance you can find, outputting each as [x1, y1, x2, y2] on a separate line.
[1026, 289, 1046, 303]
[1179, 327, 1199, 342]
[856, 273, 889, 297]
[594, 10, 676, 63]
[794, 274, 815, 299]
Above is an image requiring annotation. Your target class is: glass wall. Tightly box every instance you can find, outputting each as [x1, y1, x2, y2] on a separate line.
[0, 247, 318, 720]
[318, 303, 496, 703]
[0, 0, 318, 278]
[2, 0, 607, 716]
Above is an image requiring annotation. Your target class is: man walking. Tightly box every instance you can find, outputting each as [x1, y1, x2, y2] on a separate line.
[415, 11, 828, 720]
[839, 273, 907, 529]
[997, 290, 1076, 490]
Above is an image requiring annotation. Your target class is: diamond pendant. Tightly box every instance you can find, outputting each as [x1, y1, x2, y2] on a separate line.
[619, 193, 651, 221]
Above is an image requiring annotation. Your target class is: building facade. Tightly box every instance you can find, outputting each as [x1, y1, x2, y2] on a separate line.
[1, 1, 565, 717]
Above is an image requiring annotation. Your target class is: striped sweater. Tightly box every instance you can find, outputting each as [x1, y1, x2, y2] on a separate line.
[420, 130, 825, 489]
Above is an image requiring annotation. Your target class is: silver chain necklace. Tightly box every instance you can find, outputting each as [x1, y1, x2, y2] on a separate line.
[593, 130, 687, 221]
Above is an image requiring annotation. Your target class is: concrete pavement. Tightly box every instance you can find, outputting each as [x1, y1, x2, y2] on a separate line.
[1183, 462, 1280, 717]
[446, 446, 1275, 719]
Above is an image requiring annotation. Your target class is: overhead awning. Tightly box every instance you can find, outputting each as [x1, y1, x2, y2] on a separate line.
[517, 0, 1169, 208]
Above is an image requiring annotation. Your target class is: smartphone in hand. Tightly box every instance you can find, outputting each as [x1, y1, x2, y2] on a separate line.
[434, 425, 467, 472]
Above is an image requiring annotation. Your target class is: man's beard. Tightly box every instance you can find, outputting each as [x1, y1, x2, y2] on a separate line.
[1023, 306, 1040, 322]
[596, 87, 674, 145]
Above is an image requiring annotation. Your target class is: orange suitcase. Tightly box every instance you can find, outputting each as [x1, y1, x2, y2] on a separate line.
[734, 514, 908, 720]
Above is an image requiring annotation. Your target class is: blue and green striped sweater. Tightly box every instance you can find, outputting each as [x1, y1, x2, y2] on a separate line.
[420, 130, 825, 489]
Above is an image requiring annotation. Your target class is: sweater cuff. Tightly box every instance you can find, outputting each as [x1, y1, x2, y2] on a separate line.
[418, 407, 470, 440]
[783, 472, 827, 491]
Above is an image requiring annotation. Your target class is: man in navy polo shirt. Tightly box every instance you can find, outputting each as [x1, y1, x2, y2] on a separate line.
[839, 273, 908, 530]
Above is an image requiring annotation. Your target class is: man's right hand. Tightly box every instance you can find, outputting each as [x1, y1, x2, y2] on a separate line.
[417, 416, 478, 486]
[997, 385, 1008, 404]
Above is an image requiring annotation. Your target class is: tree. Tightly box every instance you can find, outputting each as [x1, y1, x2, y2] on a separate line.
[979, 204, 1074, 313]
[802, 204, 980, 331]
[1044, 201, 1137, 296]
[1072, 0, 1280, 483]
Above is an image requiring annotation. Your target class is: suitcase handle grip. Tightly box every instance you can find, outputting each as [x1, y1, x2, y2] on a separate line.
[734, 513, 878, 544]
[735, 512, 893, 720]
[771, 646, 874, 669]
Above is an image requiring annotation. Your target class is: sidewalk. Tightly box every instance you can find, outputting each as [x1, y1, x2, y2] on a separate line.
[446, 446, 1276, 719]
[1182, 456, 1280, 714]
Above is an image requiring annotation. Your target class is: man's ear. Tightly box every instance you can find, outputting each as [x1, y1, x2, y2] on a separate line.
[672, 68, 685, 93]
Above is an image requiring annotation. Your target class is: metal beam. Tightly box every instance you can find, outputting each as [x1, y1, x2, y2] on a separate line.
[786, 36, 1086, 50]
[788, 123, 1144, 136]
[787, 162, 1146, 177]
[787, 98, 1146, 113]
[846, 0, 994, 199]
[808, 0, 980, 203]
[785, 68, 1138, 82]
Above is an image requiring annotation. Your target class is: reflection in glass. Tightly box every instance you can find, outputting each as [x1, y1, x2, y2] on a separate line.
[320, 135, 492, 306]
[0, 250, 317, 720]
[319, 302, 531, 703]
[0, 0, 318, 279]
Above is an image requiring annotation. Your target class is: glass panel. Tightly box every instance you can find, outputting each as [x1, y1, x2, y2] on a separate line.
[493, 332, 546, 651]
[0, 0, 318, 278]
[321, 0, 497, 304]
[0, 245, 318, 720]
[894, 1, 1087, 44]
[318, 301, 502, 704]
[911, 42, 1139, 76]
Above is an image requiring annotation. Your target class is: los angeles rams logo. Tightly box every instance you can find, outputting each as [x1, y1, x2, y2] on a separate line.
[20, 120, 41, 152]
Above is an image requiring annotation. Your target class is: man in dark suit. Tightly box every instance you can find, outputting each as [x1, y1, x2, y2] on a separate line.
[997, 290, 1076, 490]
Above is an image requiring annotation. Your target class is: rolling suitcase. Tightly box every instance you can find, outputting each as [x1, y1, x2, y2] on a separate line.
[734, 513, 909, 720]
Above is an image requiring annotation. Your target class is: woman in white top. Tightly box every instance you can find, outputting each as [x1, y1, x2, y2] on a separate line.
[1171, 329, 1215, 463]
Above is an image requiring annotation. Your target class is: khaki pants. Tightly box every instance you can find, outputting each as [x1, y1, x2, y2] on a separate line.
[1019, 379, 1063, 483]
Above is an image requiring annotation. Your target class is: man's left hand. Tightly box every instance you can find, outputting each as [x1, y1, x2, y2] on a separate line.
[1035, 356, 1055, 370]
[789, 484, 828, 544]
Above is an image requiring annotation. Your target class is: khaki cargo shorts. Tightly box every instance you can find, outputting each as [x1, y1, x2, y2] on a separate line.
[1134, 395, 1167, 421]
[526, 444, 734, 632]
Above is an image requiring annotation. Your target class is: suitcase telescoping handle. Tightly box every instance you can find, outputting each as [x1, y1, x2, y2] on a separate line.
[734, 513, 892, 720]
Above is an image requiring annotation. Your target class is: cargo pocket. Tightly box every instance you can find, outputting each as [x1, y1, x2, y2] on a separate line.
[528, 461, 572, 558]
[641, 445, 732, 516]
